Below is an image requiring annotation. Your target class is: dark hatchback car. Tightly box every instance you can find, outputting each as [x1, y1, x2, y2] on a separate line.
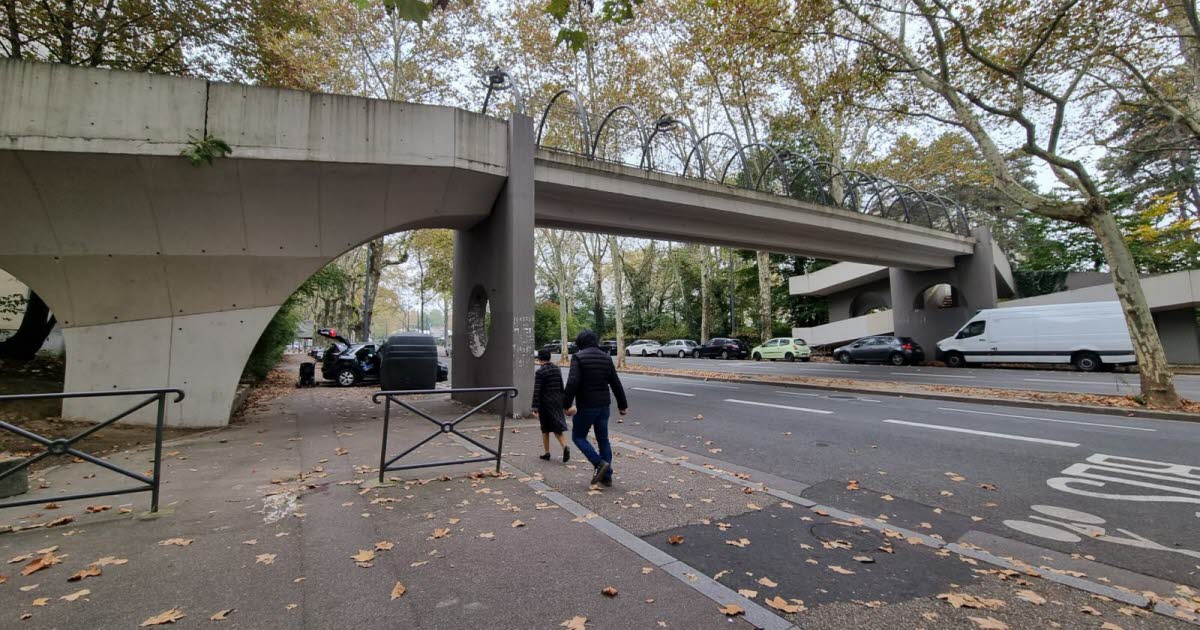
[540, 340, 578, 355]
[694, 337, 749, 360]
[833, 335, 925, 366]
[317, 329, 447, 386]
[599, 340, 619, 355]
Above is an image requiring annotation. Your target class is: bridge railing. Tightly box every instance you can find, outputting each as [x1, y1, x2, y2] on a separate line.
[0, 388, 185, 513]
[481, 68, 971, 237]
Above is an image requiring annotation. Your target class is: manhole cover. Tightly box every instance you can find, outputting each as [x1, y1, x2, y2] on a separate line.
[809, 523, 884, 549]
[827, 394, 856, 400]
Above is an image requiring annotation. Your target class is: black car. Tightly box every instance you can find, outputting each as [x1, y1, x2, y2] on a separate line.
[317, 329, 447, 386]
[833, 336, 925, 366]
[599, 340, 619, 356]
[693, 337, 749, 360]
[540, 340, 578, 355]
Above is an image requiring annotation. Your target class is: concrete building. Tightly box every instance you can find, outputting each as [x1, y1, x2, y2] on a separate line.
[791, 255, 1200, 365]
[1, 59, 976, 427]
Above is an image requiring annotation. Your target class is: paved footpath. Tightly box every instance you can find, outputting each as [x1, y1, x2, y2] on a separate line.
[0, 375, 1197, 629]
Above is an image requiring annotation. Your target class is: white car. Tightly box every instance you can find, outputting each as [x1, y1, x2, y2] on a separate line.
[657, 339, 698, 357]
[625, 339, 661, 356]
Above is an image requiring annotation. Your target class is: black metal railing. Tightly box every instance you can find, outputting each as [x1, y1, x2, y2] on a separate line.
[372, 387, 518, 481]
[0, 388, 185, 513]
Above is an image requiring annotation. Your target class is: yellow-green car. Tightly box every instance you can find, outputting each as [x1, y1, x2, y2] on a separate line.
[751, 338, 812, 362]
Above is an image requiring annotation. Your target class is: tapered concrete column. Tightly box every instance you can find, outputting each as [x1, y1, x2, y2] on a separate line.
[61, 306, 279, 427]
[890, 226, 999, 355]
[451, 116, 535, 415]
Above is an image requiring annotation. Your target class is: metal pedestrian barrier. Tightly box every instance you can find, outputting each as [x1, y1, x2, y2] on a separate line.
[0, 388, 185, 512]
[372, 387, 518, 482]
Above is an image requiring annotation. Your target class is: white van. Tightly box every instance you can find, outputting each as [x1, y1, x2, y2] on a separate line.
[936, 301, 1135, 371]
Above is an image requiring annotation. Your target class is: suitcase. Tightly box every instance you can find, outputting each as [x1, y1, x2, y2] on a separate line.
[298, 362, 316, 387]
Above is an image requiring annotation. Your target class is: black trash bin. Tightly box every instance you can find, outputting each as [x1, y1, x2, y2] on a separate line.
[379, 334, 438, 391]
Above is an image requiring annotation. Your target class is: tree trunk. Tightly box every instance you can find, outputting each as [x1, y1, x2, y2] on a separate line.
[0, 292, 55, 361]
[558, 266, 569, 364]
[700, 246, 711, 343]
[592, 260, 605, 335]
[4, 0, 21, 59]
[756, 250, 772, 341]
[1086, 209, 1181, 407]
[610, 236, 626, 368]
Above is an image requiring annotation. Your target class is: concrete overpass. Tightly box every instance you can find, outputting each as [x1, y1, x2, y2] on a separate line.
[0, 59, 975, 427]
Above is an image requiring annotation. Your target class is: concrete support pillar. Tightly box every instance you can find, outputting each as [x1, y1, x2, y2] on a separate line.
[61, 306, 278, 427]
[889, 226, 999, 357]
[451, 115, 535, 415]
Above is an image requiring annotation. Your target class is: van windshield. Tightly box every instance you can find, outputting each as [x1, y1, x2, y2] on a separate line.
[956, 320, 986, 339]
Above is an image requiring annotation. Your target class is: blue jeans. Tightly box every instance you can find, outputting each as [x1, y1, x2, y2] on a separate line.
[572, 406, 612, 480]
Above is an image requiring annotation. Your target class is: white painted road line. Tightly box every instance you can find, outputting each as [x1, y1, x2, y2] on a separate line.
[725, 399, 834, 414]
[936, 407, 1156, 432]
[892, 372, 977, 379]
[632, 387, 695, 397]
[883, 419, 1080, 447]
[780, 391, 822, 397]
[790, 367, 862, 373]
[1024, 378, 1121, 386]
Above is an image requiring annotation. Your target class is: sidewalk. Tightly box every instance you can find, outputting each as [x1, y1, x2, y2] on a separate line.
[0, 372, 1195, 629]
[0, 381, 748, 629]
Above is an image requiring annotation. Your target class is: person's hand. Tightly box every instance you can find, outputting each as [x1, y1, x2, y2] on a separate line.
[566, 406, 577, 417]
[619, 408, 628, 416]
[531, 410, 539, 418]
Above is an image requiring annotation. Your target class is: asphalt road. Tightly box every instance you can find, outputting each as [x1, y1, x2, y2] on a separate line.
[615, 354, 1200, 399]
[576, 368, 1200, 589]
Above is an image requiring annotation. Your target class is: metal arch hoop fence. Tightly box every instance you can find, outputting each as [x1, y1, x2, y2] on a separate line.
[372, 387, 518, 481]
[481, 69, 974, 236]
[0, 388, 186, 513]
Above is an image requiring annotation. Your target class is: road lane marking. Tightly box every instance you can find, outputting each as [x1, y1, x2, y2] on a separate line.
[891, 372, 977, 379]
[882, 419, 1079, 447]
[788, 367, 862, 373]
[936, 407, 1156, 432]
[1024, 378, 1122, 386]
[621, 375, 739, 389]
[632, 387, 695, 397]
[780, 391, 822, 397]
[725, 399, 834, 414]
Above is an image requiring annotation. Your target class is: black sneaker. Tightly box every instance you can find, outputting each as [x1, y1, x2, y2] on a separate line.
[562, 448, 570, 463]
[539, 453, 551, 461]
[600, 477, 613, 487]
[591, 462, 610, 485]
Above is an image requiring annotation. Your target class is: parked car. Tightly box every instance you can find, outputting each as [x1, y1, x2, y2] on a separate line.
[625, 339, 662, 356]
[751, 338, 812, 362]
[657, 339, 698, 357]
[833, 336, 925, 366]
[600, 340, 619, 355]
[694, 337, 749, 360]
[308, 347, 325, 361]
[541, 340, 578, 355]
[936, 301, 1134, 371]
[318, 329, 446, 386]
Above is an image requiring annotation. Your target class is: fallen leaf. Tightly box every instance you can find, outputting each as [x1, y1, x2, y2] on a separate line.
[511, 520, 525, 528]
[32, 597, 49, 606]
[601, 586, 618, 597]
[757, 577, 778, 588]
[937, 593, 1005, 610]
[967, 616, 1008, 629]
[351, 550, 375, 563]
[158, 538, 193, 547]
[667, 535, 684, 545]
[1100, 624, 1123, 630]
[828, 565, 855, 575]
[68, 566, 102, 581]
[1016, 590, 1046, 605]
[47, 516, 74, 528]
[241, 540, 257, 546]
[561, 615, 587, 629]
[746, 502, 762, 511]
[765, 596, 804, 613]
[21, 553, 62, 576]
[430, 528, 450, 540]
[374, 541, 394, 551]
[92, 557, 128, 567]
[1080, 605, 1101, 616]
[210, 609, 234, 620]
[880, 494, 895, 501]
[921, 612, 940, 621]
[642, 567, 653, 574]
[846, 480, 861, 490]
[60, 588, 90, 602]
[255, 554, 276, 565]
[718, 604, 744, 616]
[979, 483, 998, 491]
[140, 608, 186, 626]
[390, 582, 407, 600]
[725, 538, 751, 548]
[853, 555, 875, 563]
[85, 505, 112, 513]
[21, 584, 39, 592]
[448, 517, 461, 525]
[737, 588, 758, 598]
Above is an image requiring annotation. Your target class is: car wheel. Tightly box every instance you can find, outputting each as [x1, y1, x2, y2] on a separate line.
[1073, 351, 1102, 372]
[836, 352, 852, 364]
[692, 350, 701, 359]
[944, 352, 966, 368]
[753, 352, 762, 361]
[625, 349, 631, 357]
[720, 350, 729, 360]
[656, 350, 664, 358]
[336, 369, 357, 387]
[785, 352, 795, 362]
[641, 350, 647, 357]
[889, 352, 907, 366]
[678, 351, 686, 358]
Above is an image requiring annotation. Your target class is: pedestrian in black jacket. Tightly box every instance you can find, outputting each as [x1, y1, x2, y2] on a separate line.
[531, 349, 570, 462]
[563, 329, 629, 487]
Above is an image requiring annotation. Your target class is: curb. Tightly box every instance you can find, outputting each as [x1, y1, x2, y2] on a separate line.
[617, 367, 1200, 423]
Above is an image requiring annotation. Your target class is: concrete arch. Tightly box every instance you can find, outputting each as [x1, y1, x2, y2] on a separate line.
[912, 283, 964, 311]
[849, 290, 892, 318]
